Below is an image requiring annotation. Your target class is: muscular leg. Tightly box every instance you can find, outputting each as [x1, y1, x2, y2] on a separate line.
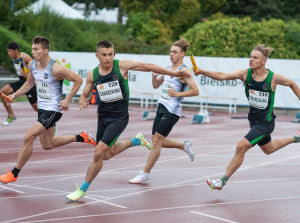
[16, 122, 46, 169]
[162, 138, 185, 150]
[224, 138, 252, 178]
[260, 137, 295, 155]
[39, 127, 77, 150]
[85, 141, 109, 183]
[103, 140, 132, 160]
[0, 84, 15, 118]
[143, 132, 165, 173]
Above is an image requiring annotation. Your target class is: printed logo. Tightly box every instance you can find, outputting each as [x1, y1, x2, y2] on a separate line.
[113, 75, 119, 81]
[263, 84, 268, 91]
[44, 73, 49, 79]
[99, 84, 104, 90]
[250, 90, 255, 94]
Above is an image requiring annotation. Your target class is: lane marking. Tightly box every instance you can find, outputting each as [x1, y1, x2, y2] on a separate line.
[0, 184, 25, 193]
[190, 211, 238, 223]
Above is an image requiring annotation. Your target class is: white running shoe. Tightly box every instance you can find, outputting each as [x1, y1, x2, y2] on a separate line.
[129, 171, 150, 184]
[206, 179, 223, 190]
[2, 116, 16, 126]
[184, 141, 194, 161]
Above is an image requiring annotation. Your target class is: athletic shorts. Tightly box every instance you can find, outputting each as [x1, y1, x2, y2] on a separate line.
[96, 114, 129, 147]
[245, 121, 275, 146]
[9, 79, 37, 104]
[37, 109, 62, 129]
[152, 103, 180, 137]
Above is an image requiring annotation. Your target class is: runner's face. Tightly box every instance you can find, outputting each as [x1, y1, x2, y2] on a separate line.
[7, 49, 18, 59]
[31, 43, 47, 61]
[249, 50, 266, 69]
[96, 47, 114, 67]
[170, 46, 184, 64]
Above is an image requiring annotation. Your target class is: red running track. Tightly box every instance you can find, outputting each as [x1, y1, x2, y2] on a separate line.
[0, 102, 300, 223]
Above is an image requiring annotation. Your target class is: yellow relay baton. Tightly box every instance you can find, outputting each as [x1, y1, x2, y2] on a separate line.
[189, 55, 198, 71]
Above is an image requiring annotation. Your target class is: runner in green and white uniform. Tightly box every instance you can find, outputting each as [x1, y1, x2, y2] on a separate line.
[193, 44, 300, 191]
[66, 40, 191, 202]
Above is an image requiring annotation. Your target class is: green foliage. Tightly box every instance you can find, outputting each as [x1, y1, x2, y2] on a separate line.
[182, 17, 300, 59]
[0, 25, 32, 72]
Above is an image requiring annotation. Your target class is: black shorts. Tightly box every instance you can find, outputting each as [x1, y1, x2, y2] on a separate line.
[245, 121, 275, 146]
[9, 79, 37, 104]
[96, 114, 129, 147]
[152, 103, 180, 137]
[37, 109, 62, 129]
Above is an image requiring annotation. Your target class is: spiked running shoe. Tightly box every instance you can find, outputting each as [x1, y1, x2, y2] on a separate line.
[184, 141, 194, 161]
[66, 184, 86, 202]
[80, 131, 96, 146]
[2, 116, 16, 126]
[129, 171, 150, 184]
[294, 131, 300, 143]
[207, 179, 223, 190]
[135, 132, 152, 150]
[0, 169, 18, 184]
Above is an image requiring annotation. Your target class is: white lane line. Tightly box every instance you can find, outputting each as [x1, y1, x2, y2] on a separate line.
[189, 211, 238, 223]
[15, 195, 300, 223]
[0, 184, 25, 193]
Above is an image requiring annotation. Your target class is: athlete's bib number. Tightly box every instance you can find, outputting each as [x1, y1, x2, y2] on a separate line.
[14, 63, 22, 76]
[249, 90, 269, 109]
[161, 82, 173, 100]
[98, 80, 123, 102]
[36, 81, 51, 99]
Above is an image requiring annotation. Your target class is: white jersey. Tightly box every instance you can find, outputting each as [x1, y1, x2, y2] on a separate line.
[31, 59, 63, 113]
[157, 64, 189, 117]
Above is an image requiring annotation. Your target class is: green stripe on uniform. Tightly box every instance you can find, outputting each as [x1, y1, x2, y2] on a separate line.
[250, 135, 265, 146]
[109, 133, 121, 147]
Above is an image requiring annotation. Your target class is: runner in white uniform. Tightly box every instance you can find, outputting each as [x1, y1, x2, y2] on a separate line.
[0, 36, 96, 184]
[129, 38, 199, 183]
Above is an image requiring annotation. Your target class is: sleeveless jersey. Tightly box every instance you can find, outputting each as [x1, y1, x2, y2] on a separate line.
[31, 59, 63, 113]
[157, 64, 189, 117]
[13, 52, 29, 80]
[245, 68, 276, 123]
[93, 60, 129, 118]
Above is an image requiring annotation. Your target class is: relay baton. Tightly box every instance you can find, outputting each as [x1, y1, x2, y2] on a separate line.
[0, 93, 14, 103]
[190, 55, 198, 71]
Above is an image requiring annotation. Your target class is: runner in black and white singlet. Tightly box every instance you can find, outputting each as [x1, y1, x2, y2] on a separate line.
[129, 38, 199, 184]
[0, 36, 96, 185]
[0, 42, 37, 126]
[193, 44, 300, 191]
[66, 40, 191, 202]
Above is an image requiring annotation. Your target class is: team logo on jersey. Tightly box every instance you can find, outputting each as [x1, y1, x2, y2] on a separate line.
[113, 75, 119, 81]
[263, 84, 268, 91]
[99, 84, 104, 90]
[44, 73, 49, 80]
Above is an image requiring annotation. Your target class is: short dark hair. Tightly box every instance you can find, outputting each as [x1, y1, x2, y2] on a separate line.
[32, 36, 50, 50]
[96, 40, 114, 50]
[7, 42, 19, 50]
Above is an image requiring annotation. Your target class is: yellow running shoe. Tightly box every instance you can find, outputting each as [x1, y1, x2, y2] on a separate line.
[135, 132, 152, 150]
[0, 169, 18, 184]
[80, 131, 96, 146]
[66, 184, 86, 202]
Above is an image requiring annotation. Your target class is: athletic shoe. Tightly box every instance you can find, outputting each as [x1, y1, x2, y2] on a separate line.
[135, 132, 152, 150]
[66, 184, 86, 202]
[294, 131, 300, 143]
[0, 169, 18, 184]
[184, 141, 194, 161]
[206, 179, 223, 190]
[2, 116, 16, 126]
[129, 171, 150, 184]
[80, 131, 96, 146]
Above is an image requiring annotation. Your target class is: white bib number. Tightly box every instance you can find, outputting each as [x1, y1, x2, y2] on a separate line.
[14, 63, 22, 76]
[98, 80, 123, 102]
[36, 81, 51, 99]
[161, 82, 173, 100]
[249, 90, 269, 109]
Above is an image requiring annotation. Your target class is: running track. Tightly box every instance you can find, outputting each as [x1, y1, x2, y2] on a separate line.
[0, 102, 299, 223]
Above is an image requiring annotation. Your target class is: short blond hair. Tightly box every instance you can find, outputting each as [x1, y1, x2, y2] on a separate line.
[253, 44, 273, 58]
[172, 38, 190, 53]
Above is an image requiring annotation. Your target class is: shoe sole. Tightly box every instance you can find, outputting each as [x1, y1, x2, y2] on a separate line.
[129, 179, 149, 184]
[206, 179, 222, 190]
